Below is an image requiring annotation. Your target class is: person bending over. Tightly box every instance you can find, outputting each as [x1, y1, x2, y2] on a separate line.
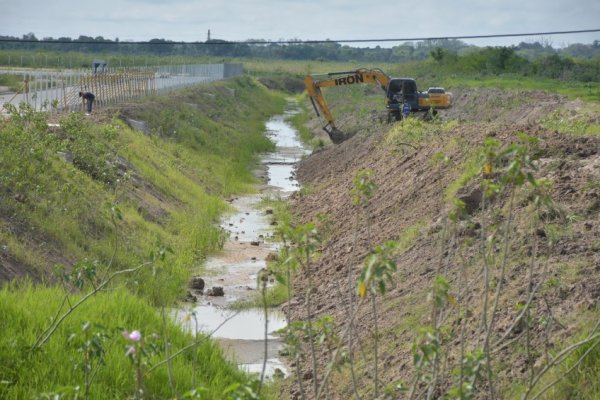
[79, 91, 95, 114]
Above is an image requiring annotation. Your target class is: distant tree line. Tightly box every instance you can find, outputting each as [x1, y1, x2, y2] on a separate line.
[1, 33, 599, 82]
[428, 45, 600, 82]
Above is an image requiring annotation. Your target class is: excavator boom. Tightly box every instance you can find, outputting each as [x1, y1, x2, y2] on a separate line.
[304, 69, 392, 143]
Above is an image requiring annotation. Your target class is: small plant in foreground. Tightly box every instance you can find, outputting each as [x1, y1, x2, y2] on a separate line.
[357, 240, 398, 399]
[122, 329, 159, 399]
[67, 322, 111, 400]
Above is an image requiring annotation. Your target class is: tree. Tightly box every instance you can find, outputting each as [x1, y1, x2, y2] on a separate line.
[22, 32, 38, 41]
[430, 47, 447, 63]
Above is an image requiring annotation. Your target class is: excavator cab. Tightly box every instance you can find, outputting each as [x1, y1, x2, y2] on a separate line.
[386, 78, 419, 121]
[387, 79, 418, 105]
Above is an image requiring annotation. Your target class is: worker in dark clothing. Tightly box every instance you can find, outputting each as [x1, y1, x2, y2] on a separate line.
[79, 91, 95, 114]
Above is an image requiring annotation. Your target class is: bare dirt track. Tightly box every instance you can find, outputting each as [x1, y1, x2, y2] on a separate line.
[283, 88, 600, 399]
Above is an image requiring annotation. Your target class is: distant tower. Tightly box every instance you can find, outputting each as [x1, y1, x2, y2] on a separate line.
[207, 29, 211, 41]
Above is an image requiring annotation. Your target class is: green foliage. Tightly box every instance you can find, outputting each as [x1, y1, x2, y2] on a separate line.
[66, 321, 112, 398]
[0, 77, 285, 303]
[358, 241, 398, 298]
[283, 222, 322, 268]
[412, 327, 442, 385]
[445, 133, 542, 205]
[0, 73, 23, 91]
[60, 112, 120, 184]
[279, 315, 339, 359]
[429, 275, 453, 310]
[285, 101, 316, 146]
[130, 77, 282, 195]
[550, 335, 600, 399]
[2, 38, 598, 76]
[0, 283, 256, 399]
[352, 169, 377, 206]
[446, 351, 485, 400]
[385, 118, 459, 149]
[541, 106, 600, 136]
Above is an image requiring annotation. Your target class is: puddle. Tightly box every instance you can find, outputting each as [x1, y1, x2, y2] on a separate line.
[266, 164, 298, 193]
[175, 102, 309, 379]
[175, 306, 287, 340]
[266, 114, 302, 148]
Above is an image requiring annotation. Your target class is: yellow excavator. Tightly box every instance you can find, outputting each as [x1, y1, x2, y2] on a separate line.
[304, 68, 451, 143]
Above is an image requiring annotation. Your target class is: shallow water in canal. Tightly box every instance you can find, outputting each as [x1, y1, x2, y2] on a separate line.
[175, 103, 309, 377]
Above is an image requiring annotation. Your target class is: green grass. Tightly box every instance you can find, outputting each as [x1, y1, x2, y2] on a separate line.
[0, 73, 23, 91]
[0, 77, 285, 302]
[444, 76, 600, 103]
[247, 57, 600, 103]
[395, 220, 426, 253]
[444, 150, 482, 202]
[230, 282, 290, 311]
[541, 104, 600, 136]
[0, 76, 286, 398]
[0, 283, 254, 399]
[503, 311, 600, 400]
[285, 98, 317, 146]
[244, 59, 399, 78]
[550, 329, 600, 399]
[384, 117, 459, 150]
[0, 49, 220, 70]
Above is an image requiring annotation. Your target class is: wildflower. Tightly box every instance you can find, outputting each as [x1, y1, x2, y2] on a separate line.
[123, 330, 142, 342]
[125, 346, 136, 356]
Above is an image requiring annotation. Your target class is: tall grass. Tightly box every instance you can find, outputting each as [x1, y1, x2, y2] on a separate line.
[0, 283, 249, 399]
[0, 76, 284, 300]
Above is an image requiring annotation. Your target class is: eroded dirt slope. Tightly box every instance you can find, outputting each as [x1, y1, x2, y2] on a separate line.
[284, 88, 600, 399]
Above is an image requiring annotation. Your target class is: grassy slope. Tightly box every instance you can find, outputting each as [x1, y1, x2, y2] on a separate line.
[0, 284, 251, 399]
[0, 76, 285, 398]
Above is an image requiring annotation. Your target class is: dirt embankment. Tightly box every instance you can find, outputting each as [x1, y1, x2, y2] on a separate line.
[284, 89, 600, 399]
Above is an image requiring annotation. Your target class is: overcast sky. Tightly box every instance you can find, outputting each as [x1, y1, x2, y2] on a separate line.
[2, 0, 599, 48]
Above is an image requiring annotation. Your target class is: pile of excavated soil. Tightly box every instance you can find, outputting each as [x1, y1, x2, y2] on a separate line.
[283, 88, 600, 399]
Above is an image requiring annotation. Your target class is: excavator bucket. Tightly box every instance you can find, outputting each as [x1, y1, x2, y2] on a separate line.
[324, 126, 347, 144]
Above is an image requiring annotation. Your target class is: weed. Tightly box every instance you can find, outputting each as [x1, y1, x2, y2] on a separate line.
[542, 111, 589, 136]
[445, 151, 482, 201]
[544, 276, 560, 289]
[544, 223, 572, 246]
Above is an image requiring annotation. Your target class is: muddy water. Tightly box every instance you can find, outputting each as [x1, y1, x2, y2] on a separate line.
[175, 103, 308, 377]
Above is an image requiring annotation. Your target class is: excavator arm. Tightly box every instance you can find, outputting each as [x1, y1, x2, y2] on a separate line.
[304, 68, 391, 144]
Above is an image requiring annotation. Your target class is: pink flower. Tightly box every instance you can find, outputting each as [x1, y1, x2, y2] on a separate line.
[122, 330, 142, 342]
[125, 346, 136, 356]
[128, 330, 142, 342]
